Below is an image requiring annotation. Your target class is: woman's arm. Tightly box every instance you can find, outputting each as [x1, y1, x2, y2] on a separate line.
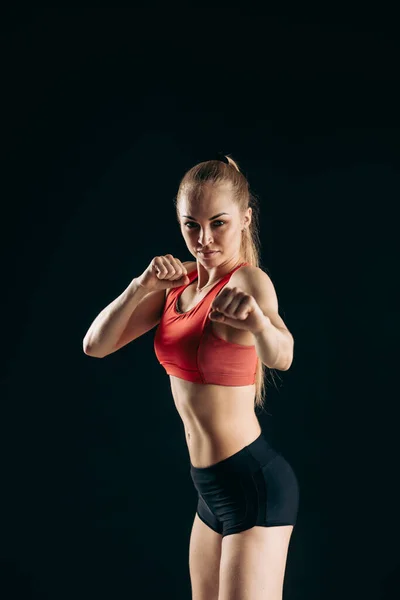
[83, 277, 152, 357]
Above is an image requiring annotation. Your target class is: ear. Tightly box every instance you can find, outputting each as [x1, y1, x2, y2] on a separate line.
[244, 206, 252, 229]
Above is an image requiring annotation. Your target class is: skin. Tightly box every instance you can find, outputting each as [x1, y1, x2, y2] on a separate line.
[172, 182, 260, 472]
[177, 183, 294, 600]
[179, 182, 252, 290]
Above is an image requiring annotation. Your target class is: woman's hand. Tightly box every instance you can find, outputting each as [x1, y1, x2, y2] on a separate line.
[208, 286, 270, 334]
[137, 254, 190, 292]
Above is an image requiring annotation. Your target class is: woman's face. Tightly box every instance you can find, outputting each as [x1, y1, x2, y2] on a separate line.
[178, 183, 251, 264]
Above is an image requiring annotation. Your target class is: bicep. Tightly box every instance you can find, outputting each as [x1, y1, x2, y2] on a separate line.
[248, 268, 292, 336]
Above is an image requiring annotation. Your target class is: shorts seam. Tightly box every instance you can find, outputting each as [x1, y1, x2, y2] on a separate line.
[259, 452, 283, 471]
[196, 510, 221, 534]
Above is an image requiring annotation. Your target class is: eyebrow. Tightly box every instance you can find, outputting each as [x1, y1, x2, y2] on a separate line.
[181, 212, 229, 221]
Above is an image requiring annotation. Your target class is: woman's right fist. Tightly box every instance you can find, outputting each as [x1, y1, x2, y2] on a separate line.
[137, 255, 191, 292]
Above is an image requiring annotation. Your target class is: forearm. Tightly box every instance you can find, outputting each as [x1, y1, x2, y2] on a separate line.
[83, 278, 149, 357]
[252, 317, 294, 370]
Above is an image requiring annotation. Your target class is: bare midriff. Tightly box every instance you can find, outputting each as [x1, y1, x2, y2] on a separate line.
[169, 375, 261, 468]
[166, 260, 262, 469]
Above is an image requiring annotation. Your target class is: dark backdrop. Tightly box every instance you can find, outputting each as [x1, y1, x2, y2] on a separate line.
[1, 7, 399, 600]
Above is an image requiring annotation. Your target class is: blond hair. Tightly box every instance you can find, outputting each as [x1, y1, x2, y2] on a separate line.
[174, 154, 280, 414]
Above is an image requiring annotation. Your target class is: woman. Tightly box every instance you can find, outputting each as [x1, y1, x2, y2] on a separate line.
[83, 155, 299, 600]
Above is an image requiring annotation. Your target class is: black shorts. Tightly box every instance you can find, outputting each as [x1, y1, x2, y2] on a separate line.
[190, 431, 300, 538]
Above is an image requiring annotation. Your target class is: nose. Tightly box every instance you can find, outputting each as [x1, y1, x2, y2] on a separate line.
[197, 227, 214, 246]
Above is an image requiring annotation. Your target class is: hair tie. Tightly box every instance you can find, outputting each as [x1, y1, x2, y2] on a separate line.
[215, 152, 229, 164]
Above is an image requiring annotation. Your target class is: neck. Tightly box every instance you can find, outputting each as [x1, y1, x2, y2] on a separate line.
[194, 260, 246, 292]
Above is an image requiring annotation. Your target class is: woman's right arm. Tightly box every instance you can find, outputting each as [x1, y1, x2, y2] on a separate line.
[82, 278, 158, 358]
[83, 256, 193, 358]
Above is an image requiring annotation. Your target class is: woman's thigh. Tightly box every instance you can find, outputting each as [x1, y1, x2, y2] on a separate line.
[189, 513, 222, 600]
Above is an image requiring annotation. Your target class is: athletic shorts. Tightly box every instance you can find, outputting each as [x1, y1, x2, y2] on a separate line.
[190, 431, 299, 538]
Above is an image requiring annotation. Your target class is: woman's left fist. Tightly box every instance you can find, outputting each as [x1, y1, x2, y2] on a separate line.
[208, 286, 269, 334]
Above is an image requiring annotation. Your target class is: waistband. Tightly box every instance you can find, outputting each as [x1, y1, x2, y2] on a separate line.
[190, 431, 279, 477]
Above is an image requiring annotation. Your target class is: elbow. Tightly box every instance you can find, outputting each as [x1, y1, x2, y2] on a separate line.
[281, 339, 294, 370]
[84, 349, 104, 358]
[281, 350, 294, 371]
[274, 347, 294, 371]
[280, 359, 292, 371]
[83, 341, 104, 358]
[265, 359, 292, 371]
[83, 339, 91, 355]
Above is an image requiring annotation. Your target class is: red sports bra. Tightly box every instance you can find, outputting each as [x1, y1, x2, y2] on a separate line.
[153, 261, 258, 386]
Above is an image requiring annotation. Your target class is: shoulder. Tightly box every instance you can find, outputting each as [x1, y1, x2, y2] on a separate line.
[234, 264, 275, 298]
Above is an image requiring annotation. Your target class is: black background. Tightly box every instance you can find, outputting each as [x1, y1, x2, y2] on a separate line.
[1, 7, 399, 599]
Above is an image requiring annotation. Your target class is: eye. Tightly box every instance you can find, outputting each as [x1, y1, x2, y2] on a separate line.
[184, 220, 225, 229]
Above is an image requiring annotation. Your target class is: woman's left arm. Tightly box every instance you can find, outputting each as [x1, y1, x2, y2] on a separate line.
[252, 317, 294, 371]
[245, 267, 294, 371]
